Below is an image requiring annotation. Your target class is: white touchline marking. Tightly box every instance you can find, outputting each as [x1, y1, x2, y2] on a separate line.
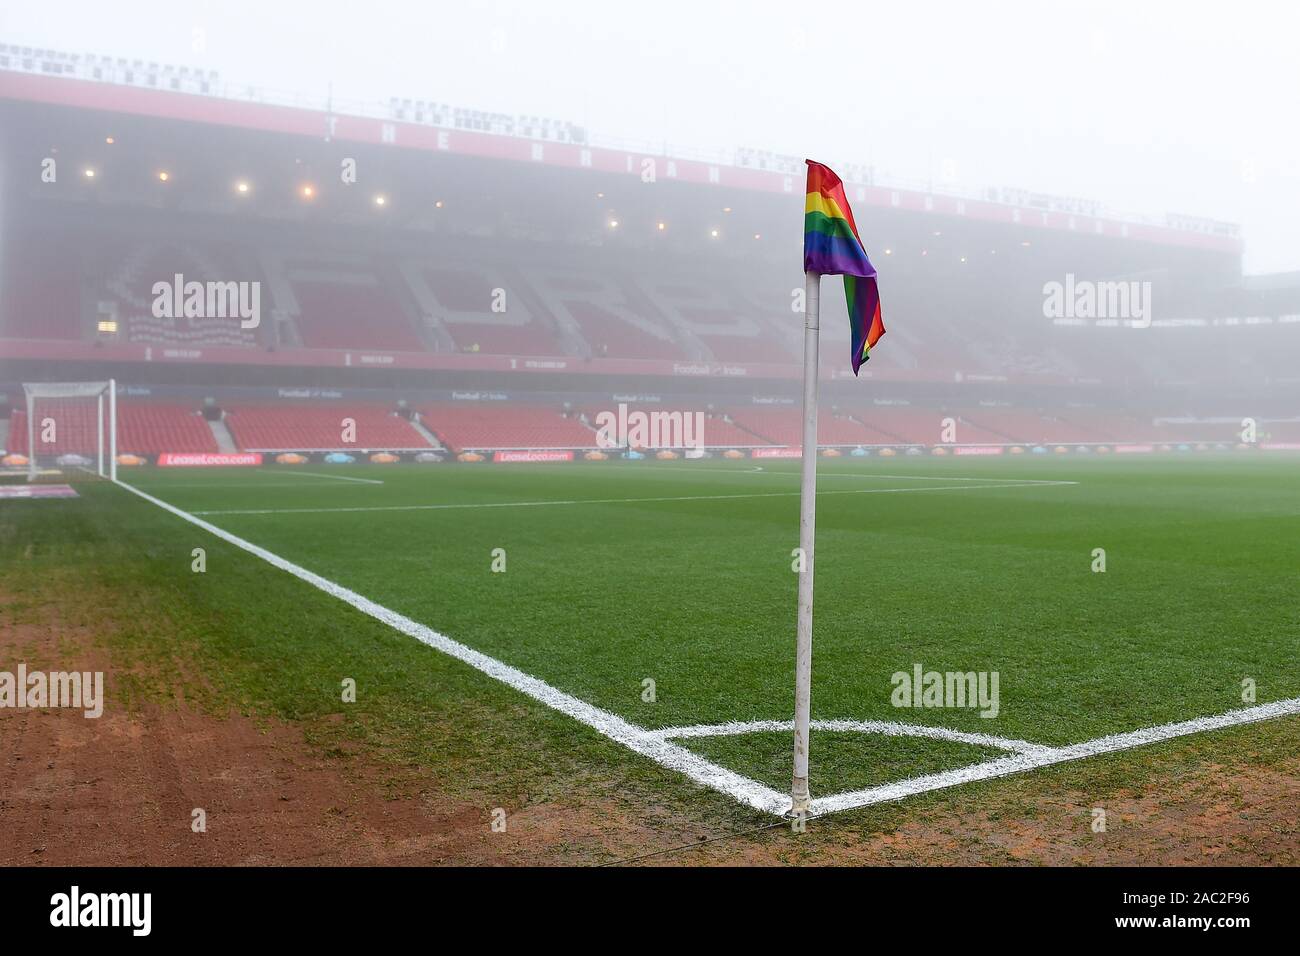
[111, 478, 1300, 820]
[190, 480, 1078, 516]
[808, 697, 1300, 817]
[125, 480, 373, 491]
[271, 469, 385, 485]
[112, 479, 788, 816]
[651, 719, 1052, 756]
[726, 466, 1070, 483]
[124, 470, 383, 492]
[786, 473, 1068, 483]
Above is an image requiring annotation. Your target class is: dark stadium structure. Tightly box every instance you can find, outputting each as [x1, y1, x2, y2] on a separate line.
[3, 45, 1298, 462]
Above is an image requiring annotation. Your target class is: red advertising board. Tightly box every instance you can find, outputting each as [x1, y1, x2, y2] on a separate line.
[750, 447, 802, 459]
[491, 450, 575, 463]
[157, 452, 264, 467]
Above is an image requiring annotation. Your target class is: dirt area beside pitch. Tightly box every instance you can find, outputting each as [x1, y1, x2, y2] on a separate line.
[3, 585, 1297, 866]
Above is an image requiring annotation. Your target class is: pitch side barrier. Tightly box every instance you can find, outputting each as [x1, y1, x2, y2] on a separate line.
[73, 439, 1289, 469]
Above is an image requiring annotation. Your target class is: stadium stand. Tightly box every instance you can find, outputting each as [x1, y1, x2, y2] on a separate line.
[5, 222, 1290, 390]
[1024, 414, 1112, 444]
[2, 395, 1280, 458]
[3, 50, 1292, 467]
[2, 242, 84, 340]
[860, 407, 948, 445]
[421, 267, 565, 356]
[936, 413, 1007, 445]
[524, 270, 688, 360]
[291, 280, 425, 352]
[694, 413, 775, 448]
[1262, 419, 1300, 442]
[1055, 410, 1180, 443]
[561, 300, 684, 360]
[1156, 419, 1252, 443]
[419, 404, 596, 451]
[727, 408, 896, 446]
[8, 402, 217, 455]
[955, 408, 1057, 444]
[94, 240, 262, 348]
[222, 404, 432, 451]
[578, 406, 771, 448]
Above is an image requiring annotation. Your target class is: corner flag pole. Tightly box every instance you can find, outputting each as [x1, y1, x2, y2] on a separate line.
[790, 270, 820, 815]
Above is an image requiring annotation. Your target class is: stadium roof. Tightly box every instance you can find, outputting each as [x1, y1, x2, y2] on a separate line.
[0, 48, 1242, 256]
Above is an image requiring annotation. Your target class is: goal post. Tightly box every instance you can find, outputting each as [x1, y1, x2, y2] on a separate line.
[20, 380, 117, 482]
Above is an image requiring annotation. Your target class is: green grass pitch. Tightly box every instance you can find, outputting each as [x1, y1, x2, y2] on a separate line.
[5, 453, 1299, 809]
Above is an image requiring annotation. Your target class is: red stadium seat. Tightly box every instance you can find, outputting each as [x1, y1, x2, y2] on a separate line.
[292, 282, 426, 352]
[728, 408, 898, 446]
[419, 404, 596, 452]
[8, 402, 217, 455]
[223, 405, 433, 451]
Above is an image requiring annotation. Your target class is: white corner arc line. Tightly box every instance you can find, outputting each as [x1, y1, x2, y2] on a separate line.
[808, 696, 1300, 816]
[189, 480, 1078, 517]
[112, 479, 787, 816]
[652, 719, 1051, 756]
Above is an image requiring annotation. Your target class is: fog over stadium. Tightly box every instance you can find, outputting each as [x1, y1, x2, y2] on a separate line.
[2, 2, 1296, 450]
[6, 0, 1299, 275]
[2, 0, 1300, 879]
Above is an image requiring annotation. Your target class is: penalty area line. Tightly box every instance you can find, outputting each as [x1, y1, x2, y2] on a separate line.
[111, 478, 788, 816]
[271, 469, 385, 485]
[190, 480, 1079, 516]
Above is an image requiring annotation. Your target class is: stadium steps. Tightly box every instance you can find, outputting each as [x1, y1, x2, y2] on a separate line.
[209, 418, 239, 453]
[728, 416, 781, 445]
[844, 415, 911, 445]
[538, 309, 593, 358]
[505, 276, 585, 357]
[274, 308, 304, 347]
[624, 281, 712, 361]
[953, 415, 1021, 444]
[408, 416, 444, 449]
[959, 417, 1023, 443]
[418, 314, 458, 353]
[874, 428, 916, 445]
[511, 271, 598, 359]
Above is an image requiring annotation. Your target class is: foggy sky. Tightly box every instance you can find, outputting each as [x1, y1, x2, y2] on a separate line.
[4, 0, 1297, 274]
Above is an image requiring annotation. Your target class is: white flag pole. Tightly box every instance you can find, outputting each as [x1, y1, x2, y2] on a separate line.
[108, 378, 117, 483]
[790, 270, 820, 815]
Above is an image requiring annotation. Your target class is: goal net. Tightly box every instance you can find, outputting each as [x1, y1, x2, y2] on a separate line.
[14, 381, 118, 483]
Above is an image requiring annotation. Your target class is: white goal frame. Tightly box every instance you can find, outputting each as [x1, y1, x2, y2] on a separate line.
[21, 379, 117, 482]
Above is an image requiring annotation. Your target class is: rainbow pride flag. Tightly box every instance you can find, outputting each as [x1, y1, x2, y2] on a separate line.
[803, 160, 884, 374]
